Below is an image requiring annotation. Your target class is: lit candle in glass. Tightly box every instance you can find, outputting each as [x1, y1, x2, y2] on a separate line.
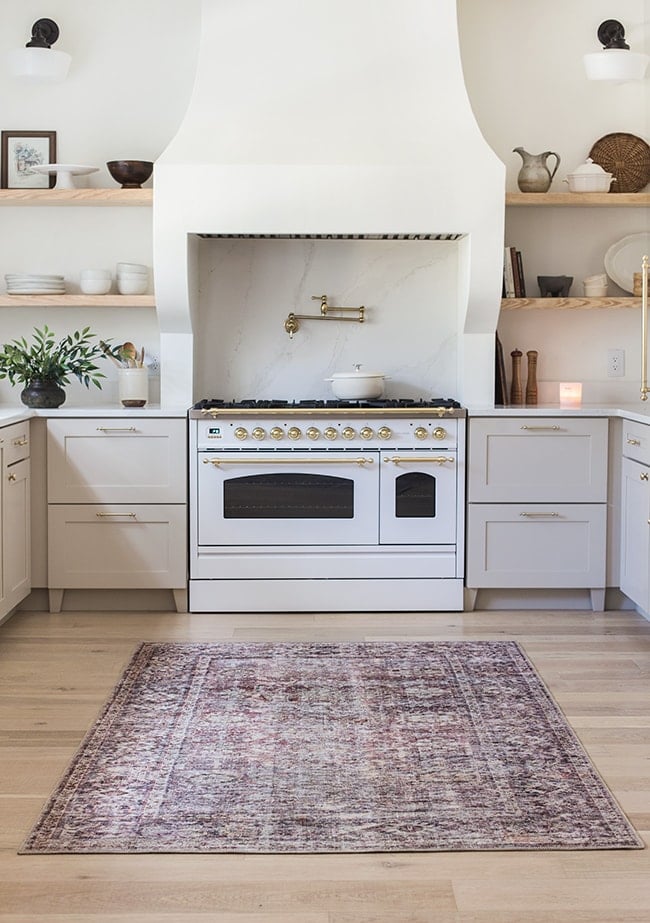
[559, 382, 582, 408]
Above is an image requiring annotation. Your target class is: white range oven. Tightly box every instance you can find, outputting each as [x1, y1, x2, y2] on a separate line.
[189, 399, 466, 613]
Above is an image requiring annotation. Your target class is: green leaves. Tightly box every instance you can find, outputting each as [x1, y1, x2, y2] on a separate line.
[0, 325, 109, 390]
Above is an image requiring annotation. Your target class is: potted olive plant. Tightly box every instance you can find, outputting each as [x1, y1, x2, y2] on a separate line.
[0, 325, 107, 408]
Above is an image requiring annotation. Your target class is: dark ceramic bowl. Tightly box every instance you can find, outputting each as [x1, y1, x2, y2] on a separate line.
[106, 160, 153, 189]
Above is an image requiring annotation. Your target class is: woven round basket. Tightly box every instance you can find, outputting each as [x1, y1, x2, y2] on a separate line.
[588, 133, 650, 193]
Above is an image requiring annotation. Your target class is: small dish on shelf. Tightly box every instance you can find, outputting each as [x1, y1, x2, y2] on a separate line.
[29, 164, 99, 190]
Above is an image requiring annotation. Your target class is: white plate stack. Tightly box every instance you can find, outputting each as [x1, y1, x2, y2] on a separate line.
[5, 273, 65, 295]
[116, 262, 148, 295]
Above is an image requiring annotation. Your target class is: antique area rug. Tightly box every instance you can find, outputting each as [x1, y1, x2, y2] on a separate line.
[21, 641, 643, 854]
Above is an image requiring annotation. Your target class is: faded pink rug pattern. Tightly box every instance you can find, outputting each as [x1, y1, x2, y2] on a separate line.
[21, 641, 643, 853]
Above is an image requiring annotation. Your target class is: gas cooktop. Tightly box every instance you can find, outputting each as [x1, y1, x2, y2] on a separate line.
[190, 397, 464, 419]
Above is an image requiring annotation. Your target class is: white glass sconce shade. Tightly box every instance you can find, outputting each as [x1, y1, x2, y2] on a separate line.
[584, 19, 649, 82]
[7, 18, 71, 82]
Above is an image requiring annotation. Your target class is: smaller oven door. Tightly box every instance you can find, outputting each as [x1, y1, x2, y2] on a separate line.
[198, 450, 379, 545]
[379, 450, 457, 544]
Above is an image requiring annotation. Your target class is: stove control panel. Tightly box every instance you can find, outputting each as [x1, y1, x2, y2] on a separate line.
[196, 417, 458, 450]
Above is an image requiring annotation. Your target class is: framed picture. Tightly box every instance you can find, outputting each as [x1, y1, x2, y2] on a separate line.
[1, 130, 57, 189]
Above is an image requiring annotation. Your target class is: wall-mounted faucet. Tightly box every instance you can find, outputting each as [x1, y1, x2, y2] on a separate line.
[284, 294, 366, 338]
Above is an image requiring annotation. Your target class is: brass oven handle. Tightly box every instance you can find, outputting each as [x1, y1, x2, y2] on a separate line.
[383, 455, 454, 465]
[203, 456, 374, 467]
[519, 512, 559, 518]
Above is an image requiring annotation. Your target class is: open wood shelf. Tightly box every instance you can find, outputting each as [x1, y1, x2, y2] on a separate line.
[0, 294, 155, 308]
[501, 296, 641, 310]
[506, 192, 650, 207]
[0, 188, 152, 206]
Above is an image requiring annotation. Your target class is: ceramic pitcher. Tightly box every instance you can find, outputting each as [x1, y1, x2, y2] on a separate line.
[513, 147, 561, 193]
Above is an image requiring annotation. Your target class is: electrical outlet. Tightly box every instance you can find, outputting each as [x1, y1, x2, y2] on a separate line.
[146, 353, 160, 375]
[607, 348, 625, 378]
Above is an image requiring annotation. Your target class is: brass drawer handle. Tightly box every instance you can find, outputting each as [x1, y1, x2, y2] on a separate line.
[519, 512, 560, 518]
[384, 455, 454, 465]
[7, 472, 16, 482]
[12, 437, 28, 446]
[96, 427, 137, 433]
[95, 512, 137, 518]
[641, 472, 649, 481]
[520, 425, 560, 431]
[627, 437, 642, 446]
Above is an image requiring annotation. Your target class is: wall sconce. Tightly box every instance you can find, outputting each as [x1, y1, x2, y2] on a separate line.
[7, 19, 71, 82]
[584, 20, 649, 82]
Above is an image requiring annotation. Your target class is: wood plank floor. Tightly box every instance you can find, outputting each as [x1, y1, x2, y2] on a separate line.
[1, 607, 649, 922]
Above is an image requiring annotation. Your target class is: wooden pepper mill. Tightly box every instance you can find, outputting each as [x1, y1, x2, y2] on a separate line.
[526, 350, 538, 405]
[510, 348, 523, 405]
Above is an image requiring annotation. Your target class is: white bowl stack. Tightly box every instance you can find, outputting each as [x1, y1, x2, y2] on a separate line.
[5, 273, 65, 295]
[80, 269, 112, 295]
[117, 262, 148, 295]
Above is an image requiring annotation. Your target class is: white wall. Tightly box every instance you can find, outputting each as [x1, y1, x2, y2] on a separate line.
[0, 0, 200, 406]
[458, 0, 650, 404]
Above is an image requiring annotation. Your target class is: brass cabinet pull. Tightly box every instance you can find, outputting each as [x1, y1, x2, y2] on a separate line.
[641, 472, 649, 481]
[519, 511, 560, 518]
[520, 425, 560, 431]
[7, 472, 16, 482]
[383, 455, 454, 465]
[203, 456, 374, 467]
[95, 512, 137, 518]
[96, 426, 137, 433]
[12, 437, 28, 446]
[627, 437, 642, 446]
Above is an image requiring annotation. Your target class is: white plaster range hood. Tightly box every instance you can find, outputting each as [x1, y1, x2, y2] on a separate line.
[155, 0, 505, 408]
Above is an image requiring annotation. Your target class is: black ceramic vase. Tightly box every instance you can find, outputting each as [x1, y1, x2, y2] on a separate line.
[20, 379, 66, 408]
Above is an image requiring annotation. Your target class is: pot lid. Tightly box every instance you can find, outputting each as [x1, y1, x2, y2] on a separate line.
[569, 158, 610, 176]
[330, 363, 385, 379]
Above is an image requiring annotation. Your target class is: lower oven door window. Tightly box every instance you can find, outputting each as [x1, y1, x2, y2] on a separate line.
[198, 451, 379, 545]
[379, 450, 457, 544]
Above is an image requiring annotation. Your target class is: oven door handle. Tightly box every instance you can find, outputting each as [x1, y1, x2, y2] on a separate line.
[383, 455, 455, 465]
[202, 456, 375, 467]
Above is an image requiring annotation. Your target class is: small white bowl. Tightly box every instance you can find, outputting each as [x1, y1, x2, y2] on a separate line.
[117, 262, 148, 274]
[80, 268, 111, 279]
[117, 279, 148, 295]
[80, 278, 112, 295]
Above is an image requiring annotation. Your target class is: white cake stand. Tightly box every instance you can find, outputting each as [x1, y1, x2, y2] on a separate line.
[31, 164, 99, 190]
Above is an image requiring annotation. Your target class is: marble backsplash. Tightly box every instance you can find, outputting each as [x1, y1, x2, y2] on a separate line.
[195, 237, 461, 401]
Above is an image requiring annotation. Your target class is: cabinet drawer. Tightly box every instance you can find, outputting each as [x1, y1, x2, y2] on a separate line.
[48, 504, 187, 589]
[621, 419, 650, 466]
[466, 503, 606, 588]
[468, 417, 608, 502]
[1, 420, 30, 466]
[47, 418, 186, 502]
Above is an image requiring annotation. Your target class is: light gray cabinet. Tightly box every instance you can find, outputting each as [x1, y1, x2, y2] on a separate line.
[46, 417, 187, 612]
[620, 419, 650, 616]
[0, 420, 31, 621]
[466, 417, 608, 610]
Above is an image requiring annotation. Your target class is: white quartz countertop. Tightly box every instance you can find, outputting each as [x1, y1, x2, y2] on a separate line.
[466, 403, 650, 424]
[0, 405, 188, 424]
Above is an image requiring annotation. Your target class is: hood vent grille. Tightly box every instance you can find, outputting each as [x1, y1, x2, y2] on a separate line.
[198, 233, 464, 241]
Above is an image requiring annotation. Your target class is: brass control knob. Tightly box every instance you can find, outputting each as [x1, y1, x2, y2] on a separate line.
[252, 427, 266, 441]
[360, 426, 374, 440]
[287, 426, 302, 440]
[306, 427, 321, 441]
[234, 427, 248, 441]
[377, 426, 392, 440]
[270, 426, 284, 441]
[342, 426, 356, 440]
[433, 426, 447, 440]
[414, 426, 428, 440]
[324, 426, 338, 441]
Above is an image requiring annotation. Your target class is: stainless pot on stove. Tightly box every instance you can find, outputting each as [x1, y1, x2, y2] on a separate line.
[325, 364, 389, 400]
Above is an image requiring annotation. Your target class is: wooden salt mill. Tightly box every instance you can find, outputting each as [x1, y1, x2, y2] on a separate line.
[510, 348, 523, 405]
[526, 350, 538, 405]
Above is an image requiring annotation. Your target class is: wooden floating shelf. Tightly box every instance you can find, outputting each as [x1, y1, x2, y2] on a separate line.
[506, 192, 650, 207]
[501, 296, 641, 310]
[0, 294, 155, 308]
[0, 188, 152, 206]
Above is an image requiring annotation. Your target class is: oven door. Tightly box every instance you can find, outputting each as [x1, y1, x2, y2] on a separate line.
[198, 450, 379, 545]
[379, 450, 457, 544]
